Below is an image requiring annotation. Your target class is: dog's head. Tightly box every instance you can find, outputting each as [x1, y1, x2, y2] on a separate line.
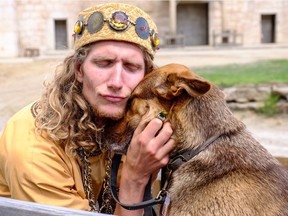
[105, 63, 212, 152]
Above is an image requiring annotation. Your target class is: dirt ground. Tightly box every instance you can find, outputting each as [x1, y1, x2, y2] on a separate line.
[0, 47, 288, 158]
[0, 59, 60, 129]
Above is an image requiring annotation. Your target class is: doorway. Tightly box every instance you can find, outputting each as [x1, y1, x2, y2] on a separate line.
[177, 3, 209, 46]
[54, 20, 68, 49]
[261, 14, 276, 43]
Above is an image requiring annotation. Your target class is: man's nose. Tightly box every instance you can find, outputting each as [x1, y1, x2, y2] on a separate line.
[107, 64, 123, 90]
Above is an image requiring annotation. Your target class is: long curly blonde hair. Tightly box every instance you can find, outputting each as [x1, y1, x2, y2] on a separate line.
[35, 43, 156, 155]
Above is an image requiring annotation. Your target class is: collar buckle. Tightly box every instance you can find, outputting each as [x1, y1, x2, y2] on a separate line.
[167, 154, 188, 171]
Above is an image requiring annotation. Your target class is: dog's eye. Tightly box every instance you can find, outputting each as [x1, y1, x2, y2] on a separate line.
[143, 103, 150, 113]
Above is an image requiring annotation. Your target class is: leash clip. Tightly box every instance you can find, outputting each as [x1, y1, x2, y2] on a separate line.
[156, 189, 168, 203]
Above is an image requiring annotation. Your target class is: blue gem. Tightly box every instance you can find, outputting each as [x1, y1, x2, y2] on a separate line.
[135, 17, 150, 40]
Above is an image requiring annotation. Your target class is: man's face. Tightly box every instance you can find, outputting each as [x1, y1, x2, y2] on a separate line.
[76, 41, 146, 120]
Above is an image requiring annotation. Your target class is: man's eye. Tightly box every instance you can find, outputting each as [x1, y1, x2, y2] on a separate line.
[95, 60, 112, 67]
[125, 64, 140, 72]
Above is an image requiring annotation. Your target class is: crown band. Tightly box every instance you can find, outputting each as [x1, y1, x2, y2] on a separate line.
[74, 10, 159, 50]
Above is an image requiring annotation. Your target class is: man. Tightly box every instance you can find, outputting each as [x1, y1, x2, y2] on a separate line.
[0, 3, 175, 216]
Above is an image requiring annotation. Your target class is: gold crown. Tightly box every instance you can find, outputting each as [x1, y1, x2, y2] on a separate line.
[73, 3, 160, 58]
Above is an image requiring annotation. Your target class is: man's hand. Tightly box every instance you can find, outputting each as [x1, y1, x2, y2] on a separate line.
[114, 116, 175, 215]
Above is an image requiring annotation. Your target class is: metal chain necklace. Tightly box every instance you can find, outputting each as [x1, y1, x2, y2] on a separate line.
[76, 147, 113, 213]
[99, 151, 113, 213]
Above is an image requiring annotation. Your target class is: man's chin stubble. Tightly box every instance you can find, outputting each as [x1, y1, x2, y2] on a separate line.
[93, 108, 124, 121]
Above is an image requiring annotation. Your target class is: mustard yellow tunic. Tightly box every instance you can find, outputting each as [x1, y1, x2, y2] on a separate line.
[0, 103, 107, 210]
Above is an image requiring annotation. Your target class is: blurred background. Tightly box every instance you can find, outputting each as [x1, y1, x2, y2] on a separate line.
[1, 0, 288, 55]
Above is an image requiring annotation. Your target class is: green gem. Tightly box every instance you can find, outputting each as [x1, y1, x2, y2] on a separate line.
[159, 111, 167, 119]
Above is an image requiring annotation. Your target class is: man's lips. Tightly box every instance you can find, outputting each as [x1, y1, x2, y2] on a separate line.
[102, 94, 127, 102]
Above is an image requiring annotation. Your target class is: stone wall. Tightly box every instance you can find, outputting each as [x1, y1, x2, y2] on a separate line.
[15, 0, 83, 56]
[1, 0, 288, 57]
[0, 0, 18, 57]
[222, 1, 288, 45]
[223, 84, 288, 113]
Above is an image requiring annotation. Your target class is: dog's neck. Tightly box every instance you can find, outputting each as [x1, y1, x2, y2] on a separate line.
[168, 133, 221, 171]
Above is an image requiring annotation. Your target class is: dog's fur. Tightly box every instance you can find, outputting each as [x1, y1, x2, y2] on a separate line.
[105, 63, 288, 215]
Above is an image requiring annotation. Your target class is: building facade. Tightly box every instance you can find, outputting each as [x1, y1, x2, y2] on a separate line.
[1, 0, 288, 57]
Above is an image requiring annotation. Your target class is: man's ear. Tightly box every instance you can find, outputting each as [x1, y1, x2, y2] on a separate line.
[75, 60, 84, 83]
[154, 72, 211, 100]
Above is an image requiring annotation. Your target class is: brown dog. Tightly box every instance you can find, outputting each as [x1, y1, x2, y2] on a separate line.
[106, 63, 288, 215]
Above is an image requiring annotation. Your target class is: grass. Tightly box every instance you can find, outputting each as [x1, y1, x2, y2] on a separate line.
[257, 93, 282, 116]
[276, 157, 288, 168]
[193, 59, 288, 116]
[193, 59, 288, 87]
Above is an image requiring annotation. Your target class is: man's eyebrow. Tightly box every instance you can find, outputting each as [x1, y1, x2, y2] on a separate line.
[91, 56, 116, 61]
[123, 58, 144, 66]
[90, 55, 144, 67]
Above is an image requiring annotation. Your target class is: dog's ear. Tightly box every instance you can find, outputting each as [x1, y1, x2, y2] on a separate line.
[154, 72, 211, 100]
